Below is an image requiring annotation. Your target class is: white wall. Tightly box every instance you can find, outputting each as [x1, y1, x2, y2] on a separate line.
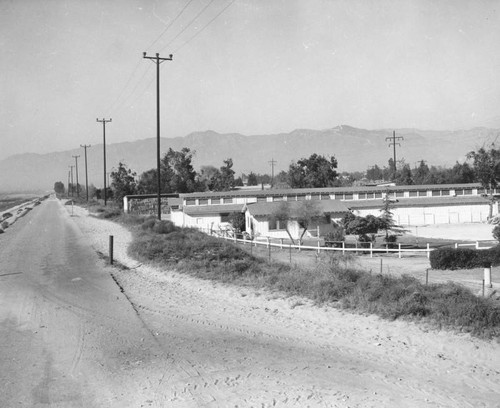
[354, 203, 494, 225]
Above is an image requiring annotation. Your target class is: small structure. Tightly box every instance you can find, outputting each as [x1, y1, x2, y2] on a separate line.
[244, 200, 349, 240]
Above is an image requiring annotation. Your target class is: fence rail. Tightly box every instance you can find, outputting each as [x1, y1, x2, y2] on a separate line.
[191, 225, 495, 259]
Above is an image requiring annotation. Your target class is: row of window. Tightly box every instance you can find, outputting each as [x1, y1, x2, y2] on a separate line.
[184, 188, 485, 206]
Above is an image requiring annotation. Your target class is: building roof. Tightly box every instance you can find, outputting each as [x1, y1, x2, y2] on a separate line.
[245, 200, 349, 217]
[178, 183, 482, 199]
[347, 195, 490, 210]
[182, 203, 245, 216]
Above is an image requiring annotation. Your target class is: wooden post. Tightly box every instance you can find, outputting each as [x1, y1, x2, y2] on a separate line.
[280, 238, 284, 249]
[427, 243, 430, 259]
[109, 235, 114, 265]
[342, 241, 345, 255]
[317, 240, 320, 255]
[380, 258, 383, 274]
[289, 244, 292, 263]
[370, 242, 373, 258]
[398, 243, 401, 259]
[425, 268, 429, 285]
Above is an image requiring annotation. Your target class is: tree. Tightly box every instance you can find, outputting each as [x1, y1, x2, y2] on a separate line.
[379, 195, 399, 244]
[287, 154, 338, 188]
[342, 213, 379, 244]
[412, 160, 430, 185]
[211, 158, 235, 191]
[136, 169, 158, 194]
[246, 172, 259, 186]
[165, 147, 198, 193]
[53, 181, 65, 195]
[228, 211, 246, 232]
[271, 201, 322, 244]
[395, 164, 413, 185]
[110, 162, 137, 204]
[467, 145, 500, 218]
[366, 165, 384, 182]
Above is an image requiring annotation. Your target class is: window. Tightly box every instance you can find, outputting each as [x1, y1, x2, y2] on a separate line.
[273, 195, 283, 202]
[464, 189, 472, 195]
[396, 191, 405, 198]
[358, 193, 367, 200]
[311, 194, 320, 200]
[296, 195, 306, 201]
[185, 199, 196, 206]
[199, 198, 208, 205]
[223, 197, 233, 204]
[442, 190, 450, 196]
[335, 193, 343, 200]
[257, 196, 267, 202]
[456, 189, 464, 196]
[418, 191, 427, 197]
[431, 190, 440, 197]
[269, 219, 286, 230]
[320, 194, 331, 200]
[344, 193, 353, 200]
[409, 191, 418, 197]
[375, 192, 383, 198]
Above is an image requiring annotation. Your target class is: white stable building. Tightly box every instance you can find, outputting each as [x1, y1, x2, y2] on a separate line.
[126, 183, 497, 239]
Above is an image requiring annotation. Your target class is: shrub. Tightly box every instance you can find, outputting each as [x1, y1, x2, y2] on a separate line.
[430, 247, 482, 270]
[2, 212, 12, 219]
[493, 225, 500, 242]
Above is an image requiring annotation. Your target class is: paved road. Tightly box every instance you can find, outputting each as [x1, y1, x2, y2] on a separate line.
[0, 197, 164, 407]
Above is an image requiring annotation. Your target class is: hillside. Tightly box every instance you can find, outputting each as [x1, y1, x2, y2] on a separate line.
[0, 126, 498, 192]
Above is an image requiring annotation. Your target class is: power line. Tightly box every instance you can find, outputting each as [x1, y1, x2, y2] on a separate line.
[159, 0, 217, 53]
[174, 0, 236, 53]
[146, 0, 196, 51]
[269, 158, 277, 188]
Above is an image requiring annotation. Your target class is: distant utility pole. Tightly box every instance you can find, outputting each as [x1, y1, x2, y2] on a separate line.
[80, 144, 91, 201]
[96, 118, 112, 206]
[67, 169, 70, 198]
[69, 165, 74, 197]
[143, 52, 173, 220]
[268, 158, 277, 188]
[72, 155, 80, 198]
[385, 130, 404, 174]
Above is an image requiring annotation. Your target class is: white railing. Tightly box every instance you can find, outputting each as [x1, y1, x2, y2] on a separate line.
[189, 224, 496, 259]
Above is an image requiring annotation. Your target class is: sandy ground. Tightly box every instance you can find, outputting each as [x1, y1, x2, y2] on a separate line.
[63, 204, 500, 407]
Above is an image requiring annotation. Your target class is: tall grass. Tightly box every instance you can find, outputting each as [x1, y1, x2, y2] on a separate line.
[123, 218, 500, 339]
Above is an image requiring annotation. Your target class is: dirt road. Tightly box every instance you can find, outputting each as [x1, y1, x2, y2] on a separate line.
[1, 197, 499, 407]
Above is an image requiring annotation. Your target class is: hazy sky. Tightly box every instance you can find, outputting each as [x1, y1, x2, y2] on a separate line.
[1, 0, 499, 161]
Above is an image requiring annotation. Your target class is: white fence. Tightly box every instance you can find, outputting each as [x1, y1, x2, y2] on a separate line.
[189, 224, 497, 259]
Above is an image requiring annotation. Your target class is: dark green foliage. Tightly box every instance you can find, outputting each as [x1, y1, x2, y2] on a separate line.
[429, 246, 500, 270]
[288, 153, 338, 188]
[493, 225, 500, 242]
[110, 162, 137, 205]
[53, 181, 65, 195]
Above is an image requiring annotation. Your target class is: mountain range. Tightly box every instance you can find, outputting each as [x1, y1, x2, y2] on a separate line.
[1, 125, 498, 192]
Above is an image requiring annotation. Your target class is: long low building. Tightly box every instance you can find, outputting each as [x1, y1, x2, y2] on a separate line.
[125, 183, 498, 239]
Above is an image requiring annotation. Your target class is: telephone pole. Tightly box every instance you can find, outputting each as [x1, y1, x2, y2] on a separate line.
[67, 169, 70, 198]
[268, 158, 277, 188]
[143, 52, 173, 220]
[96, 118, 112, 206]
[72, 155, 80, 198]
[69, 165, 74, 197]
[385, 130, 404, 174]
[80, 144, 91, 201]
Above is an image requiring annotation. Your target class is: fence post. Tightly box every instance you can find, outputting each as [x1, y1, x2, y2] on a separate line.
[380, 258, 383, 274]
[484, 266, 492, 288]
[298, 240, 301, 252]
[267, 237, 270, 248]
[370, 242, 373, 258]
[289, 244, 292, 263]
[427, 243, 430, 259]
[342, 241, 345, 255]
[455, 242, 458, 249]
[425, 268, 429, 285]
[476, 241, 479, 249]
[268, 239, 271, 262]
[398, 243, 401, 259]
[280, 238, 284, 249]
[109, 235, 114, 265]
[317, 241, 320, 255]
